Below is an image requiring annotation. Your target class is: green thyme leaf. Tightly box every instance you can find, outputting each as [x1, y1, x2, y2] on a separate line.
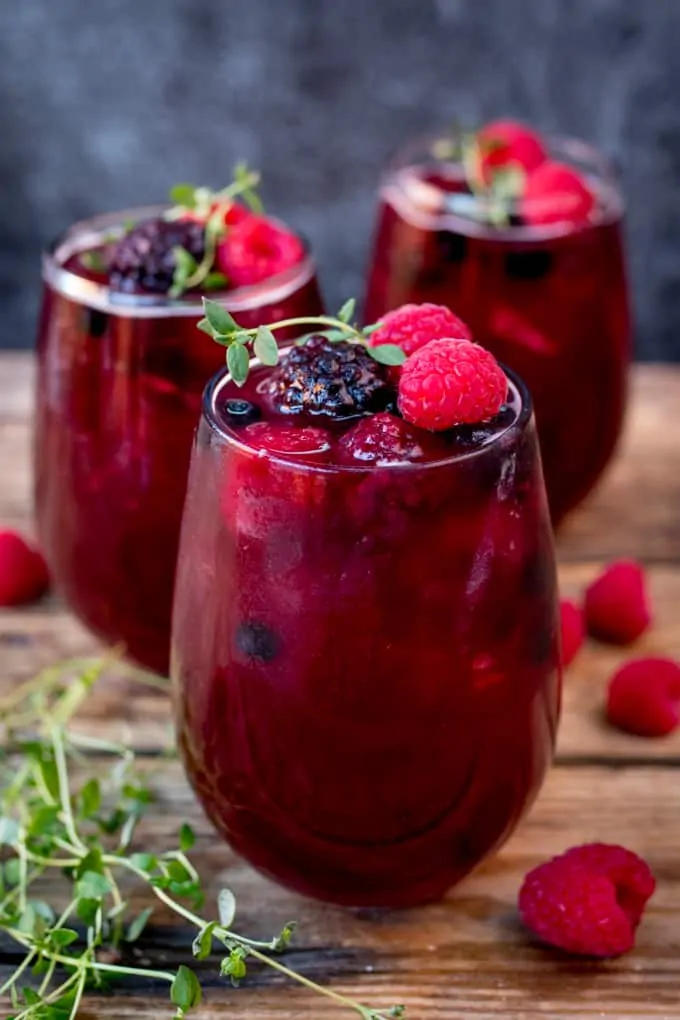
[367, 343, 406, 366]
[362, 322, 383, 336]
[0, 817, 19, 846]
[170, 246, 198, 298]
[196, 317, 214, 338]
[179, 824, 196, 853]
[78, 778, 101, 818]
[253, 326, 279, 366]
[217, 888, 236, 929]
[202, 298, 238, 337]
[169, 183, 198, 208]
[337, 298, 356, 324]
[80, 250, 107, 273]
[203, 271, 229, 291]
[272, 921, 296, 951]
[227, 342, 250, 385]
[49, 928, 79, 949]
[220, 946, 248, 986]
[171, 965, 202, 1011]
[76, 870, 112, 900]
[126, 906, 154, 943]
[192, 922, 217, 960]
[129, 851, 158, 874]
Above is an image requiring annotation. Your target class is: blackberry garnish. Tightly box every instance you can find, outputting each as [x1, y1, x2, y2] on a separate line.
[109, 218, 206, 295]
[265, 336, 393, 418]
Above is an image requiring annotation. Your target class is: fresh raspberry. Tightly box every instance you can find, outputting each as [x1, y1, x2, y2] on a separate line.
[216, 215, 304, 287]
[369, 303, 472, 359]
[398, 338, 507, 431]
[477, 119, 547, 179]
[584, 560, 651, 645]
[522, 161, 595, 226]
[519, 842, 655, 957]
[606, 657, 680, 737]
[338, 413, 429, 465]
[560, 599, 584, 668]
[242, 422, 332, 460]
[109, 217, 206, 294]
[265, 336, 392, 419]
[0, 531, 50, 606]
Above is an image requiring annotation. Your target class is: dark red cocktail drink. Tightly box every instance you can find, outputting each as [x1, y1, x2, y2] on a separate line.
[35, 184, 323, 675]
[364, 124, 631, 523]
[172, 319, 561, 907]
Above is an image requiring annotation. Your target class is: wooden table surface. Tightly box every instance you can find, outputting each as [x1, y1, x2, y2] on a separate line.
[1, 354, 679, 1019]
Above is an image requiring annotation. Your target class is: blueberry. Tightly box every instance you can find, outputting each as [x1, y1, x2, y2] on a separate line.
[84, 308, 109, 338]
[236, 622, 280, 662]
[505, 250, 553, 280]
[222, 398, 261, 427]
[450, 423, 498, 448]
[436, 230, 468, 264]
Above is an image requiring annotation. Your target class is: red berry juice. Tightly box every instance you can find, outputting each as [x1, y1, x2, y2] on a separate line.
[172, 358, 561, 907]
[364, 135, 631, 524]
[34, 207, 323, 675]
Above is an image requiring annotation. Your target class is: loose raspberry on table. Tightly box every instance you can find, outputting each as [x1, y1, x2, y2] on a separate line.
[522, 161, 595, 226]
[369, 302, 472, 359]
[397, 338, 507, 431]
[338, 412, 427, 465]
[477, 119, 547, 180]
[109, 217, 206, 294]
[560, 599, 584, 668]
[265, 336, 392, 419]
[216, 214, 304, 287]
[519, 842, 655, 957]
[584, 560, 651, 645]
[0, 531, 50, 607]
[606, 657, 680, 737]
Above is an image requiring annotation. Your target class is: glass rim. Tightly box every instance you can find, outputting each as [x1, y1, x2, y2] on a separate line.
[41, 205, 317, 319]
[381, 130, 625, 241]
[201, 354, 533, 474]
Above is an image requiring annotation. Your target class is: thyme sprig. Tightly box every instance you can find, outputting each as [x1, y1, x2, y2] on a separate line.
[165, 164, 263, 298]
[0, 660, 404, 1020]
[197, 296, 403, 386]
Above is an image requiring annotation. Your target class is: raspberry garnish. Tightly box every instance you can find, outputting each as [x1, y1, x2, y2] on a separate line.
[397, 338, 507, 431]
[338, 412, 428, 465]
[265, 336, 392, 419]
[0, 531, 50, 607]
[560, 599, 584, 668]
[109, 218, 206, 294]
[242, 422, 331, 459]
[522, 161, 595, 226]
[369, 303, 472, 359]
[477, 119, 547, 179]
[584, 560, 651, 645]
[519, 843, 655, 957]
[216, 215, 305, 287]
[606, 657, 680, 737]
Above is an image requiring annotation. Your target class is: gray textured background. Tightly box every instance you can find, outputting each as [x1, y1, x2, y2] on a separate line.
[1, 0, 679, 358]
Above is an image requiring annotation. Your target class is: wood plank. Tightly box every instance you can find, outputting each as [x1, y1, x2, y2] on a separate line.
[1, 762, 677, 1018]
[3, 355, 680, 563]
[2, 563, 678, 761]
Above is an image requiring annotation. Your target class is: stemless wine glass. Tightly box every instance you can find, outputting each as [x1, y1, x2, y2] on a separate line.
[171, 356, 561, 908]
[34, 207, 323, 676]
[364, 130, 632, 524]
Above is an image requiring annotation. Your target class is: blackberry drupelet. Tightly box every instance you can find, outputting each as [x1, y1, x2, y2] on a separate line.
[265, 336, 392, 418]
[109, 218, 206, 294]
